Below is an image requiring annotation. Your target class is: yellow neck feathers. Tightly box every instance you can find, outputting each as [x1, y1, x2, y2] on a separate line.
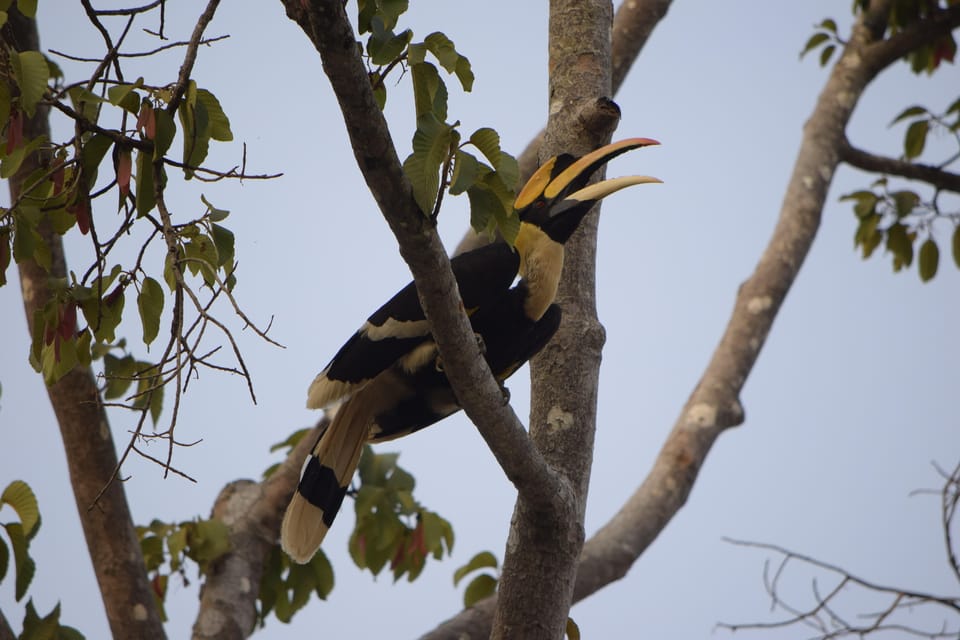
[514, 222, 564, 321]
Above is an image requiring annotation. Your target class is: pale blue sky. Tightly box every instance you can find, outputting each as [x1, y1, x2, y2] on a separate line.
[2, 2, 959, 638]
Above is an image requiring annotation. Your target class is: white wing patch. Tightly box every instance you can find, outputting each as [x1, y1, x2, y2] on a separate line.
[361, 317, 430, 340]
[306, 372, 354, 410]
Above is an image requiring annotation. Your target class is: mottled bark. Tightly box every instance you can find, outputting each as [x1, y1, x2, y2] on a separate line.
[490, 3, 617, 639]
[3, 10, 166, 640]
[192, 421, 323, 640]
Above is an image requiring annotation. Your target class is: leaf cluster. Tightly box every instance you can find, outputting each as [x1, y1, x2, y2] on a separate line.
[136, 517, 231, 621]
[349, 446, 454, 582]
[846, 177, 959, 282]
[0, 480, 84, 639]
[0, 1, 263, 465]
[357, 0, 521, 243]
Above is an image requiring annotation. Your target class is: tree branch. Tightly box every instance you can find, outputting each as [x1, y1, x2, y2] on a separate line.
[166, 0, 222, 114]
[490, 0, 621, 635]
[840, 137, 960, 193]
[861, 4, 960, 75]
[276, 0, 564, 509]
[4, 9, 166, 640]
[192, 421, 325, 640]
[423, 1, 960, 636]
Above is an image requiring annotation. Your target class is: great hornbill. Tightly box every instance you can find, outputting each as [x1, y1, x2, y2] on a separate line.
[281, 138, 659, 563]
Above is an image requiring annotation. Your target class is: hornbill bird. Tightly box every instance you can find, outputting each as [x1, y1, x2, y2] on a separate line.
[281, 138, 659, 563]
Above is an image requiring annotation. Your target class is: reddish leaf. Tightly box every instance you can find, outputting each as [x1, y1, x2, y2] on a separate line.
[104, 284, 124, 308]
[6, 109, 23, 154]
[137, 103, 156, 140]
[116, 147, 132, 198]
[68, 197, 91, 235]
[51, 158, 64, 195]
[59, 302, 77, 341]
[390, 541, 405, 570]
[933, 37, 957, 68]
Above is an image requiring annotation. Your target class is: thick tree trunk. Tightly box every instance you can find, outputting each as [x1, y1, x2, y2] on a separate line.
[491, 2, 617, 639]
[3, 10, 166, 640]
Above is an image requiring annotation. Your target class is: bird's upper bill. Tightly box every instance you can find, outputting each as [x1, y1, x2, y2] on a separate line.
[514, 137, 661, 211]
[513, 137, 661, 243]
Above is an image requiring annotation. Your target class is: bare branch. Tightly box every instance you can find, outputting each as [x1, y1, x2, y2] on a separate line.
[840, 138, 960, 193]
[166, 0, 221, 114]
[720, 538, 960, 639]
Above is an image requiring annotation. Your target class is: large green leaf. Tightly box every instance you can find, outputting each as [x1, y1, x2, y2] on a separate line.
[1, 480, 39, 537]
[918, 237, 939, 282]
[4, 522, 35, 601]
[403, 113, 454, 215]
[904, 119, 929, 159]
[409, 60, 447, 121]
[453, 550, 498, 586]
[462, 573, 497, 608]
[12, 51, 48, 117]
[137, 277, 164, 345]
[196, 89, 233, 142]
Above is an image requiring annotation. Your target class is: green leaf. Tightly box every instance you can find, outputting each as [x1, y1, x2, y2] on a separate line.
[462, 573, 497, 608]
[819, 44, 836, 67]
[201, 194, 230, 222]
[449, 150, 481, 195]
[453, 550, 498, 586]
[918, 237, 939, 282]
[0, 80, 11, 130]
[137, 277, 164, 345]
[840, 190, 878, 218]
[565, 617, 581, 640]
[184, 234, 219, 285]
[403, 113, 454, 215]
[891, 190, 920, 217]
[904, 119, 929, 159]
[0, 536, 8, 583]
[885, 222, 913, 270]
[4, 522, 35, 600]
[66, 86, 103, 126]
[210, 223, 235, 271]
[422, 32, 460, 74]
[2, 481, 40, 537]
[79, 133, 113, 189]
[890, 105, 928, 126]
[107, 79, 143, 114]
[454, 56, 474, 92]
[308, 549, 335, 598]
[12, 51, 48, 117]
[953, 225, 960, 269]
[178, 82, 211, 179]
[16, 0, 36, 17]
[153, 108, 177, 159]
[800, 32, 829, 59]
[135, 150, 156, 217]
[188, 519, 231, 567]
[196, 89, 233, 142]
[819, 18, 837, 33]
[103, 353, 136, 399]
[410, 60, 447, 121]
[367, 18, 412, 65]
